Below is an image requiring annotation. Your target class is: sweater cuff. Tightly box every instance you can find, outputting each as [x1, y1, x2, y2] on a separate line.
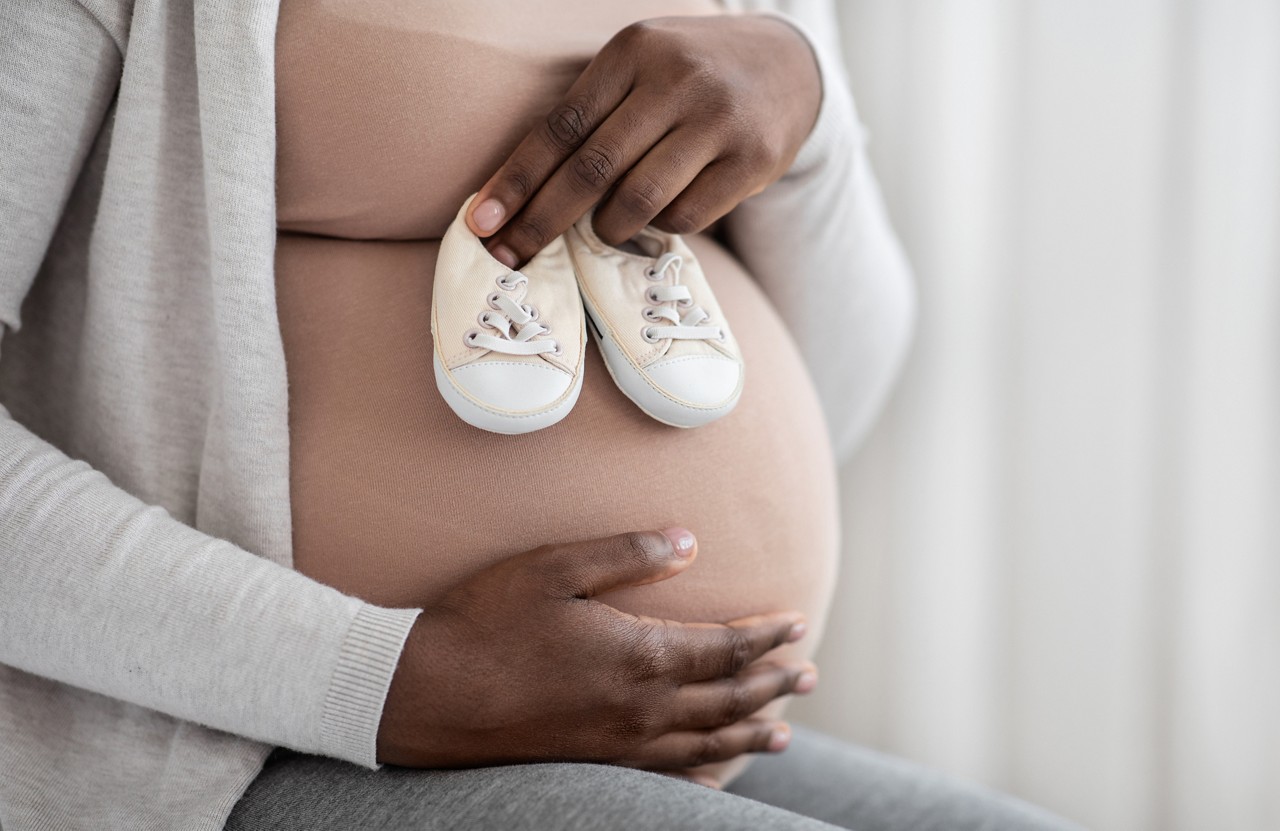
[754, 10, 863, 178]
[319, 603, 422, 768]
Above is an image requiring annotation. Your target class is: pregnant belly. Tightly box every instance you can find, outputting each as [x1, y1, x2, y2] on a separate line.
[276, 231, 839, 777]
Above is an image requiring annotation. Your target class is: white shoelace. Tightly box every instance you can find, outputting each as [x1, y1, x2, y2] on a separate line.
[642, 252, 723, 342]
[464, 271, 560, 356]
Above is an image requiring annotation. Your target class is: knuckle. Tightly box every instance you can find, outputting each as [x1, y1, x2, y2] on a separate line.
[721, 629, 754, 676]
[503, 165, 538, 203]
[688, 75, 738, 119]
[627, 622, 674, 681]
[606, 711, 644, 745]
[672, 48, 717, 84]
[598, 672, 639, 713]
[609, 718, 647, 750]
[621, 531, 665, 568]
[754, 722, 778, 751]
[718, 683, 757, 725]
[570, 144, 619, 192]
[615, 176, 665, 220]
[660, 204, 705, 236]
[544, 99, 593, 150]
[690, 731, 725, 768]
[530, 556, 577, 599]
[625, 701, 662, 738]
[615, 19, 658, 49]
[507, 212, 555, 252]
[604, 697, 663, 749]
[741, 134, 780, 170]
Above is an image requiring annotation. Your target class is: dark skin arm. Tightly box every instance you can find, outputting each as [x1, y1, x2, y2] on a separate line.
[464, 14, 823, 267]
[378, 529, 815, 771]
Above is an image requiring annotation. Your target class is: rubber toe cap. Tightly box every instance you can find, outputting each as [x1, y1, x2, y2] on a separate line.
[645, 354, 742, 408]
[450, 360, 573, 413]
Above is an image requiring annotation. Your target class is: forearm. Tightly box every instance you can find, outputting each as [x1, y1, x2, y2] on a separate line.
[0, 410, 420, 767]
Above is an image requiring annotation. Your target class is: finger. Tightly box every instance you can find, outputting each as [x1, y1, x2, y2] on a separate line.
[529, 528, 698, 599]
[651, 157, 754, 236]
[654, 612, 808, 684]
[625, 719, 792, 770]
[466, 55, 635, 242]
[488, 94, 675, 266]
[667, 661, 818, 731]
[591, 129, 719, 246]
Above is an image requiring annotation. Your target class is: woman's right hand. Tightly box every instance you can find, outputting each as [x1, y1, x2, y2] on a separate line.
[377, 528, 816, 771]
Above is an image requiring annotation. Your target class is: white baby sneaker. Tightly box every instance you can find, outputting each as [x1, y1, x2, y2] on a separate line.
[566, 214, 744, 428]
[432, 195, 586, 434]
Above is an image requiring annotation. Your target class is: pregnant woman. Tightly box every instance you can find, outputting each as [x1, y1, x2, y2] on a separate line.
[0, 1, 1077, 829]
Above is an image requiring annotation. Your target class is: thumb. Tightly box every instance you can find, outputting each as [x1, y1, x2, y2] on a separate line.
[530, 528, 698, 598]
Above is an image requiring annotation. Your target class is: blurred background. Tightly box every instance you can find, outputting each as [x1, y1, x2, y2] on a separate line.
[790, 2, 1280, 830]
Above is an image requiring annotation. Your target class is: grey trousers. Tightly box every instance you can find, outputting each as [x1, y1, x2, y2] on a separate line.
[224, 727, 1083, 831]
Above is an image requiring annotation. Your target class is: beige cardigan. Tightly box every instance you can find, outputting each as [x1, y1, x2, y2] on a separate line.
[0, 0, 914, 827]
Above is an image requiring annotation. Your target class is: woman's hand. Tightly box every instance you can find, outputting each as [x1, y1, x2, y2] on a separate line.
[377, 528, 817, 771]
[465, 15, 822, 267]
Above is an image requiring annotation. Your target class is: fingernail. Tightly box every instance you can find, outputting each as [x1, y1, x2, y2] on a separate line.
[661, 528, 697, 558]
[491, 244, 518, 269]
[768, 724, 792, 753]
[795, 669, 819, 694]
[786, 621, 808, 643]
[472, 198, 505, 234]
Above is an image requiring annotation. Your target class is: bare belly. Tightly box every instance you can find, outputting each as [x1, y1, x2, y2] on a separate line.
[276, 231, 840, 778]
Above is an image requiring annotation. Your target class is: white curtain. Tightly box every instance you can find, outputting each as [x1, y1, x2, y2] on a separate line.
[793, 3, 1280, 830]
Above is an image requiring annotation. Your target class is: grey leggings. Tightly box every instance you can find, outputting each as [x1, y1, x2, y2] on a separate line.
[224, 726, 1083, 830]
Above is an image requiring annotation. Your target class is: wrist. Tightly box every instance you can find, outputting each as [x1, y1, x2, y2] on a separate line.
[750, 11, 859, 179]
[376, 613, 428, 765]
[751, 13, 823, 151]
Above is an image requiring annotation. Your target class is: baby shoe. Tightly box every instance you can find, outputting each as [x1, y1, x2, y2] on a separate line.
[566, 214, 744, 428]
[432, 195, 586, 434]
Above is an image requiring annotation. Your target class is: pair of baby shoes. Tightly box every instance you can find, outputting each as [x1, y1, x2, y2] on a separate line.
[431, 195, 744, 434]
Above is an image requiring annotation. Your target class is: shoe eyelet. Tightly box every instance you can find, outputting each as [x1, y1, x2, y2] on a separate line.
[641, 326, 660, 344]
[677, 297, 693, 308]
[496, 274, 518, 291]
[487, 292, 502, 309]
[645, 287, 660, 304]
[645, 268, 662, 281]
[478, 311, 497, 328]
[642, 307, 660, 322]
[550, 340, 563, 357]
[463, 329, 482, 347]
[524, 304, 539, 320]
[717, 328, 727, 342]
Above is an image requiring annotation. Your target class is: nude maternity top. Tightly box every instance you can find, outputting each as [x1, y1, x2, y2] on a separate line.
[274, 0, 839, 653]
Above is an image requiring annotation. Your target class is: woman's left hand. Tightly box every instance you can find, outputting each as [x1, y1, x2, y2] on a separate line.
[465, 14, 821, 267]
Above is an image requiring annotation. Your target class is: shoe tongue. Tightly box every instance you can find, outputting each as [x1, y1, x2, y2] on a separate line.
[662, 334, 722, 361]
[588, 225, 724, 362]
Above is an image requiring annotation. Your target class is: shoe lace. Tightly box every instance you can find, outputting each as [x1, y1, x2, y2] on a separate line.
[641, 252, 724, 342]
[464, 271, 560, 356]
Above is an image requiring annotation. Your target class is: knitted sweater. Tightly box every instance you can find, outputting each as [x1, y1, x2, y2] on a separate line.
[0, 0, 914, 827]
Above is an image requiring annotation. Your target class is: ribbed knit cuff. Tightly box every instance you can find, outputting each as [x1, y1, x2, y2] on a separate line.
[754, 10, 862, 177]
[319, 603, 422, 769]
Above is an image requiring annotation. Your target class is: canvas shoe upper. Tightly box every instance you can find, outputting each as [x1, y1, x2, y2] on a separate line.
[431, 195, 586, 434]
[567, 213, 744, 428]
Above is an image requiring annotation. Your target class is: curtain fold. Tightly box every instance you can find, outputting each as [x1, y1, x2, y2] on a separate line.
[794, 3, 1280, 829]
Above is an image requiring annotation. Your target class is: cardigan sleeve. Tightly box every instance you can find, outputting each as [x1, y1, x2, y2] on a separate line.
[0, 1, 419, 769]
[723, 1, 917, 463]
